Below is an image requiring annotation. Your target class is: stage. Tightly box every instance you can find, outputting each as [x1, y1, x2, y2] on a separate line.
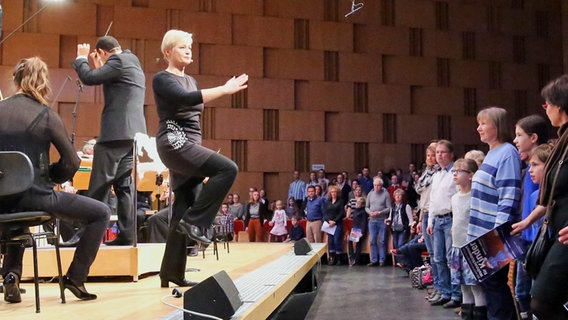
[5, 242, 326, 319]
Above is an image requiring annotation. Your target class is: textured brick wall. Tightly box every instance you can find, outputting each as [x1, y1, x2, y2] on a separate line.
[1, 0, 563, 201]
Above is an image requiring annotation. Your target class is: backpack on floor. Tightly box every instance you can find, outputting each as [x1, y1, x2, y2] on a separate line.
[409, 263, 433, 289]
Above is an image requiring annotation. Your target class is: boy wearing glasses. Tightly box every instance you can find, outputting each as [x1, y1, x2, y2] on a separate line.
[449, 158, 487, 319]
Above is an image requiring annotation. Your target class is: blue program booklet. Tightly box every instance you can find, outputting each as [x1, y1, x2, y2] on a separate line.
[460, 222, 524, 282]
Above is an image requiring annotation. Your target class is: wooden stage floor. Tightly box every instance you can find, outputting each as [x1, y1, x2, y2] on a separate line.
[2, 242, 326, 320]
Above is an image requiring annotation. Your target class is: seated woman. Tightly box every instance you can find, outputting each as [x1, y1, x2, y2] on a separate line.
[0, 57, 110, 303]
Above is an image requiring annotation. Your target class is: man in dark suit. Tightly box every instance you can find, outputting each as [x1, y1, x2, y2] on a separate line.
[72, 36, 147, 245]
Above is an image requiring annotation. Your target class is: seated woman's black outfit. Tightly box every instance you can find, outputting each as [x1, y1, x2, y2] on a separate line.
[0, 94, 110, 302]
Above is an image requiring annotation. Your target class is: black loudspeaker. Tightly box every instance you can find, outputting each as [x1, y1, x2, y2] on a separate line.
[294, 238, 313, 255]
[183, 270, 242, 320]
[269, 291, 318, 320]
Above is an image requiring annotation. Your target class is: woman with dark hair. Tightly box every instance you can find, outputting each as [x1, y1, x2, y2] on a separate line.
[152, 29, 248, 288]
[525, 75, 568, 319]
[510, 114, 549, 319]
[0, 57, 110, 303]
[468, 106, 522, 319]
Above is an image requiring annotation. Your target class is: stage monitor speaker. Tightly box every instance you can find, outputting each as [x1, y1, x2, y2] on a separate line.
[183, 270, 242, 320]
[269, 290, 318, 320]
[294, 238, 312, 255]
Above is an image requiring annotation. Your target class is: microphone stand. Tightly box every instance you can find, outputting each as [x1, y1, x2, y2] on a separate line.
[70, 79, 83, 146]
[155, 173, 164, 211]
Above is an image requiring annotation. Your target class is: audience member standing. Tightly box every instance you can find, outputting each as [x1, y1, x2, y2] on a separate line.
[417, 143, 440, 301]
[285, 197, 301, 219]
[288, 171, 306, 209]
[229, 193, 245, 220]
[426, 140, 461, 307]
[346, 191, 367, 266]
[468, 107, 521, 319]
[323, 185, 345, 265]
[365, 177, 392, 267]
[511, 144, 553, 319]
[387, 188, 413, 251]
[348, 180, 361, 199]
[306, 171, 319, 194]
[387, 175, 402, 201]
[336, 173, 351, 205]
[358, 167, 374, 194]
[214, 203, 235, 242]
[268, 200, 288, 242]
[317, 169, 329, 190]
[244, 190, 268, 242]
[448, 158, 486, 318]
[304, 185, 325, 243]
[511, 114, 549, 319]
[522, 78, 568, 320]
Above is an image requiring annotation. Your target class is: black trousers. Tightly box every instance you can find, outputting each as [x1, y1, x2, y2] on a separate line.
[3, 191, 110, 282]
[88, 140, 134, 241]
[160, 152, 237, 279]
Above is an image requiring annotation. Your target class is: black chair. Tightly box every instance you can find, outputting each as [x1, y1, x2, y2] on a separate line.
[0, 151, 65, 312]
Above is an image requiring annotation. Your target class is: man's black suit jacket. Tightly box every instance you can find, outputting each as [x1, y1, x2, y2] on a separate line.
[72, 50, 147, 142]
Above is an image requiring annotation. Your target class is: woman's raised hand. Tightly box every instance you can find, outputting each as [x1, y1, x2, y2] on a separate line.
[224, 74, 248, 94]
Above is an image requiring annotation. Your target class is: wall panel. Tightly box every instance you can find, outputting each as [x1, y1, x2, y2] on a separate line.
[296, 80, 353, 112]
[214, 108, 263, 141]
[309, 142, 354, 173]
[368, 84, 411, 115]
[38, 2, 97, 36]
[3, 33, 60, 67]
[383, 56, 437, 86]
[113, 6, 165, 39]
[247, 141, 295, 173]
[247, 78, 295, 110]
[264, 0, 324, 20]
[180, 13, 233, 45]
[264, 48, 324, 80]
[309, 21, 353, 52]
[325, 113, 382, 143]
[395, 0, 436, 29]
[279, 110, 324, 142]
[200, 44, 263, 77]
[233, 16, 294, 49]
[0, 1, 563, 202]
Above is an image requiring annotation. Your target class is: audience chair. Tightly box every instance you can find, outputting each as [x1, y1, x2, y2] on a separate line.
[0, 151, 65, 313]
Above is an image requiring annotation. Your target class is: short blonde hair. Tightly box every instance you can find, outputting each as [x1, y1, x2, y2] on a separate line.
[161, 29, 193, 62]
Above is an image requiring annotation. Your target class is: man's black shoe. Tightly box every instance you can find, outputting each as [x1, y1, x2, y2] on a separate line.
[179, 223, 212, 245]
